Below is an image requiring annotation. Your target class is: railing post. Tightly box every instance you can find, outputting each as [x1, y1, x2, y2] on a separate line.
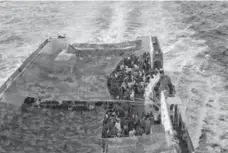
[149, 36, 154, 70]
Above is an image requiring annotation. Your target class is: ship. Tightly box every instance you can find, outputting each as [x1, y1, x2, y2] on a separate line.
[0, 35, 195, 153]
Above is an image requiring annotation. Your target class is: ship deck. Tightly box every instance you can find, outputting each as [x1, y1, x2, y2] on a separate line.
[0, 36, 179, 153]
[1, 37, 151, 106]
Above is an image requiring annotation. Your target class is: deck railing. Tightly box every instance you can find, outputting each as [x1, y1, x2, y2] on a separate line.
[0, 39, 49, 97]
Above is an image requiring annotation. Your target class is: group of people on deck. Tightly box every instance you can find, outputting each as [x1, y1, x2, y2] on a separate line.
[103, 50, 176, 139]
[102, 103, 161, 139]
[107, 52, 157, 100]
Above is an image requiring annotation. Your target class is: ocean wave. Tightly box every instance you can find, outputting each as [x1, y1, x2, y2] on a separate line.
[0, 33, 24, 45]
[176, 1, 228, 152]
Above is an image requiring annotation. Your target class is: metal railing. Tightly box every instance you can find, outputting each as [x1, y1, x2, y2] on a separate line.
[0, 39, 49, 97]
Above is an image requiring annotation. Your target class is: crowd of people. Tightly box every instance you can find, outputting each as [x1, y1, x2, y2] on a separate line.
[102, 102, 161, 139]
[106, 51, 176, 102]
[103, 51, 177, 139]
[107, 52, 154, 100]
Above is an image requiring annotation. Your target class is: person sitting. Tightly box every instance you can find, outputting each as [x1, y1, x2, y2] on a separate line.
[120, 64, 125, 70]
[106, 117, 116, 137]
[128, 80, 135, 89]
[124, 87, 131, 99]
[115, 118, 121, 132]
[145, 117, 151, 134]
[129, 61, 135, 68]
[103, 113, 109, 125]
[125, 66, 132, 73]
[128, 116, 135, 129]
[114, 104, 125, 117]
[135, 125, 144, 136]
[124, 58, 128, 67]
[133, 113, 140, 127]
[154, 111, 161, 124]
[121, 82, 127, 91]
[140, 116, 146, 132]
[138, 70, 143, 77]
[130, 54, 137, 64]
[159, 68, 164, 74]
[123, 124, 129, 137]
[154, 68, 160, 74]
[139, 82, 145, 93]
[149, 112, 154, 124]
[134, 64, 139, 70]
[117, 130, 122, 137]
[133, 70, 139, 80]
[129, 128, 136, 137]
[130, 89, 135, 101]
[145, 75, 151, 83]
[109, 125, 118, 138]
[102, 122, 110, 138]
[126, 57, 131, 67]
